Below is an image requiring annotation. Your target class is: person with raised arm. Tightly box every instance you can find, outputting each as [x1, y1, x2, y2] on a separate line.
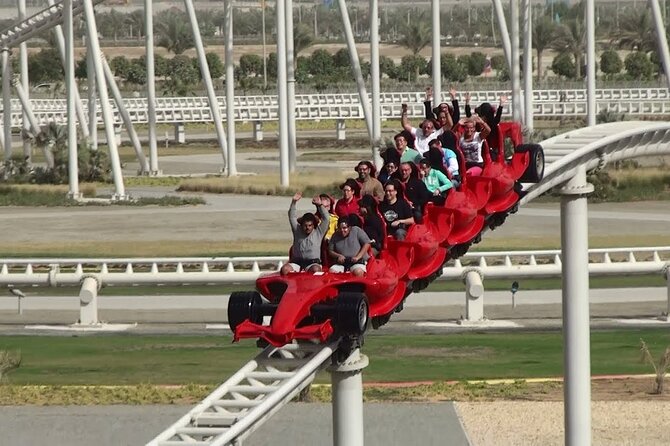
[280, 192, 330, 275]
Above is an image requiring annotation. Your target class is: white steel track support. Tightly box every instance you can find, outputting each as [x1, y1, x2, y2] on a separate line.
[431, 0, 441, 107]
[586, 0, 596, 127]
[649, 0, 670, 92]
[145, 0, 159, 174]
[82, 0, 125, 199]
[336, 0, 373, 140]
[183, 0, 228, 173]
[2, 48, 11, 165]
[224, 0, 237, 176]
[369, 0, 382, 167]
[18, 0, 30, 161]
[86, 19, 97, 150]
[147, 342, 338, 446]
[331, 348, 368, 446]
[286, 0, 297, 173]
[276, 0, 289, 187]
[492, 0, 513, 73]
[64, 0, 80, 199]
[47, 0, 89, 140]
[522, 0, 533, 131]
[559, 167, 594, 446]
[510, 0, 522, 121]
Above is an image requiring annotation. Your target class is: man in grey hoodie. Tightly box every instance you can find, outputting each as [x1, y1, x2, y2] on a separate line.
[280, 192, 330, 275]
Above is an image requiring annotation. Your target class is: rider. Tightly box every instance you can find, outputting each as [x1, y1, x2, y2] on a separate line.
[280, 192, 330, 275]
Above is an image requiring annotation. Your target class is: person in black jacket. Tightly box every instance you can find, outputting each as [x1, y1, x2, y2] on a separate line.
[358, 194, 385, 255]
[397, 161, 431, 223]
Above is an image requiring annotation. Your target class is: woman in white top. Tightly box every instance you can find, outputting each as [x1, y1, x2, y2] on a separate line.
[458, 116, 491, 176]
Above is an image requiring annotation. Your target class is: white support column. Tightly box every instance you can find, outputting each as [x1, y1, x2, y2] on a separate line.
[522, 0, 533, 132]
[145, 0, 159, 174]
[431, 0, 441, 106]
[330, 348, 368, 446]
[174, 122, 186, 144]
[649, 0, 670, 92]
[64, 0, 80, 199]
[286, 0, 297, 172]
[86, 24, 97, 150]
[492, 0, 513, 73]
[18, 0, 31, 162]
[463, 269, 485, 322]
[82, 0, 126, 199]
[2, 48, 12, 165]
[337, 0, 373, 140]
[510, 0, 522, 121]
[183, 0, 228, 173]
[369, 0, 382, 167]
[253, 121, 263, 141]
[225, 0, 237, 176]
[586, 0, 596, 127]
[78, 276, 100, 325]
[559, 167, 594, 446]
[276, 0, 289, 187]
[336, 119, 346, 141]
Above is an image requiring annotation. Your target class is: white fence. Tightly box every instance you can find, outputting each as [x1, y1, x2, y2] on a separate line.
[4, 88, 670, 128]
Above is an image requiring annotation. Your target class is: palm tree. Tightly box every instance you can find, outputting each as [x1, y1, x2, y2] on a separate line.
[156, 10, 195, 55]
[616, 10, 656, 53]
[551, 18, 585, 78]
[293, 24, 314, 57]
[399, 15, 431, 55]
[533, 17, 557, 81]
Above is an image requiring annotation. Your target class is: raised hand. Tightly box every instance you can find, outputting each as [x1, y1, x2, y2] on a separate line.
[292, 191, 302, 202]
[464, 92, 471, 104]
[449, 87, 457, 99]
[311, 195, 322, 205]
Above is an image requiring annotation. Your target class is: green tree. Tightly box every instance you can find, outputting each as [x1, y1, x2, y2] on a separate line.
[600, 49, 623, 79]
[333, 48, 350, 68]
[163, 55, 200, 96]
[109, 56, 131, 77]
[551, 52, 576, 79]
[398, 55, 427, 82]
[28, 49, 63, 84]
[399, 15, 431, 54]
[308, 49, 334, 76]
[293, 23, 314, 56]
[441, 53, 467, 83]
[616, 10, 656, 53]
[156, 10, 195, 55]
[551, 18, 585, 78]
[465, 51, 487, 76]
[379, 55, 397, 79]
[533, 16, 558, 80]
[624, 51, 654, 80]
[239, 54, 264, 77]
[122, 60, 147, 86]
[205, 52, 224, 79]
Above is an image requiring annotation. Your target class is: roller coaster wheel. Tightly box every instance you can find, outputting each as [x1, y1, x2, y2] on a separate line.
[450, 242, 471, 259]
[371, 313, 392, 329]
[488, 212, 508, 230]
[227, 291, 263, 332]
[335, 292, 369, 336]
[516, 143, 545, 183]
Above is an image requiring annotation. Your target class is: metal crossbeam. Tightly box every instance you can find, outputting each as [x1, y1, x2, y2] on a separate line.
[146, 342, 337, 446]
[0, 0, 105, 48]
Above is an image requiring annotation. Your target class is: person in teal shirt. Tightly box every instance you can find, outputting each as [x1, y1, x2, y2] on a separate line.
[418, 158, 452, 206]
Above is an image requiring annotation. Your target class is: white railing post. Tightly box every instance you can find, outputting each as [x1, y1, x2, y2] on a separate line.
[78, 276, 100, 325]
[253, 121, 263, 141]
[336, 119, 346, 141]
[462, 268, 484, 322]
[330, 348, 368, 446]
[174, 122, 186, 144]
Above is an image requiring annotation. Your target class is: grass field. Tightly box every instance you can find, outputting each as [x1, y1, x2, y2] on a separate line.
[2, 329, 668, 387]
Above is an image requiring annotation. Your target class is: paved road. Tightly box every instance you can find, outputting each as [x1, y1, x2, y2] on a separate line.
[0, 403, 470, 446]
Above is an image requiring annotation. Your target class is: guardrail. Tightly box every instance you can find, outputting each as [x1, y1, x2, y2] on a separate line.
[4, 88, 670, 129]
[1, 247, 668, 286]
[2, 247, 668, 326]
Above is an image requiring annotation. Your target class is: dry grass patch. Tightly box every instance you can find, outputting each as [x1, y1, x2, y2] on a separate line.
[0, 239, 289, 257]
[177, 170, 348, 196]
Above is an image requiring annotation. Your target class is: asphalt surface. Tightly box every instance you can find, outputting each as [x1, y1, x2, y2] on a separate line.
[0, 403, 470, 446]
